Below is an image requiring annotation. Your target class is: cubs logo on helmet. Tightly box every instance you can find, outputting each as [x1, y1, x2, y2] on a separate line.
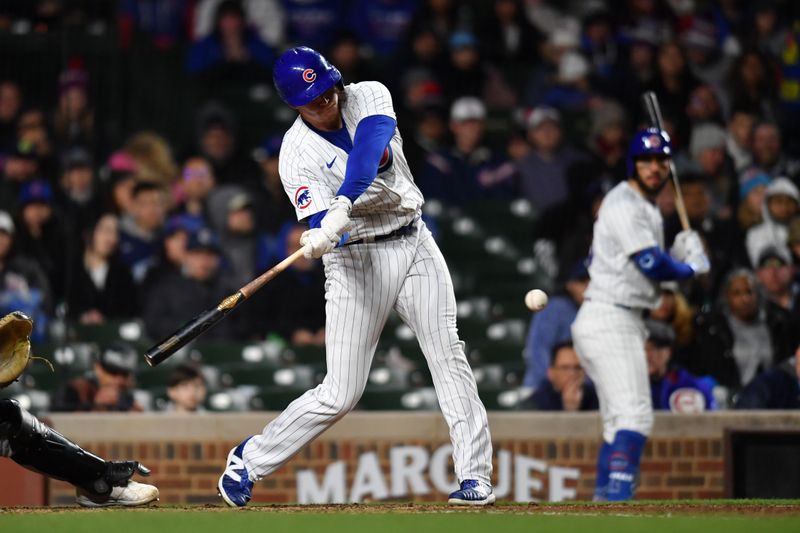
[295, 186, 312, 209]
[302, 69, 316, 83]
[626, 127, 672, 177]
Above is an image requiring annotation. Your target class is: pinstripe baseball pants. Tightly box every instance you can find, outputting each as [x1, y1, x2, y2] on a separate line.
[571, 300, 654, 443]
[243, 221, 493, 485]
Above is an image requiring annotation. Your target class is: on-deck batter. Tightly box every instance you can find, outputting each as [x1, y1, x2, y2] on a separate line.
[571, 128, 710, 501]
[218, 46, 494, 507]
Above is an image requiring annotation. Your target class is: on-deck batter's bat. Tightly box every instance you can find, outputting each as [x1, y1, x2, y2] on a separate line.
[641, 91, 690, 232]
[144, 247, 306, 367]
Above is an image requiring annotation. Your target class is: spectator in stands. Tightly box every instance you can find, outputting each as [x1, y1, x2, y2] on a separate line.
[0, 141, 40, 213]
[523, 24, 580, 108]
[124, 132, 180, 188]
[736, 168, 769, 231]
[249, 135, 296, 234]
[282, 0, 345, 52]
[515, 106, 585, 213]
[745, 177, 799, 267]
[66, 213, 139, 325]
[522, 259, 589, 391]
[748, 2, 788, 61]
[173, 156, 215, 223]
[609, 25, 659, 116]
[725, 107, 756, 173]
[681, 17, 735, 87]
[58, 147, 104, 243]
[195, 103, 258, 185]
[475, 0, 540, 68]
[51, 61, 96, 151]
[648, 41, 700, 143]
[0, 80, 22, 153]
[346, 0, 417, 58]
[192, 0, 285, 47]
[685, 85, 724, 128]
[187, 0, 275, 80]
[735, 350, 799, 410]
[523, 341, 598, 412]
[649, 283, 695, 356]
[754, 247, 798, 313]
[645, 320, 717, 413]
[790, 217, 800, 267]
[441, 30, 516, 109]
[143, 213, 204, 289]
[16, 107, 57, 181]
[326, 31, 378, 85]
[540, 51, 597, 122]
[103, 150, 139, 216]
[751, 121, 800, 181]
[118, 181, 167, 283]
[220, 192, 257, 287]
[13, 180, 69, 302]
[690, 268, 799, 392]
[142, 227, 241, 341]
[164, 364, 208, 413]
[402, 107, 448, 178]
[250, 224, 325, 344]
[685, 123, 735, 218]
[0, 210, 51, 340]
[418, 97, 513, 207]
[725, 49, 778, 121]
[585, 100, 627, 179]
[51, 341, 142, 412]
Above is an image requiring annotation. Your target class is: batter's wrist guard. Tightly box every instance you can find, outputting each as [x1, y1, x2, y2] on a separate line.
[3, 399, 146, 496]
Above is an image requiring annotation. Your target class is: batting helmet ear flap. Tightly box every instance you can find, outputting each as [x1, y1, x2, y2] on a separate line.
[626, 127, 672, 178]
[273, 47, 343, 107]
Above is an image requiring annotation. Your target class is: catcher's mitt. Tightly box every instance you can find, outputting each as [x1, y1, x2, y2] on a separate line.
[0, 311, 33, 389]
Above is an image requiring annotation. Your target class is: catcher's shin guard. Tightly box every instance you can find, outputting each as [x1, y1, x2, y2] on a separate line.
[2, 399, 146, 496]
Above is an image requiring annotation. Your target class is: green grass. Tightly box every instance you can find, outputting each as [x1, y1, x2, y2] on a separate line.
[2, 505, 800, 533]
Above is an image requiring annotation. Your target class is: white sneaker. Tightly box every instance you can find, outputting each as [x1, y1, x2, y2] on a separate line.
[76, 481, 159, 508]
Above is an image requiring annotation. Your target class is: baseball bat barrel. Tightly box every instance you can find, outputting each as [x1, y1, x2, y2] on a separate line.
[143, 247, 307, 367]
[641, 91, 691, 231]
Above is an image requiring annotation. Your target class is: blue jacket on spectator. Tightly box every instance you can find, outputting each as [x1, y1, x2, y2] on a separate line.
[187, 28, 275, 74]
[524, 379, 599, 411]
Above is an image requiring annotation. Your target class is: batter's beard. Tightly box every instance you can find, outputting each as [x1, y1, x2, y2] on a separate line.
[634, 172, 668, 197]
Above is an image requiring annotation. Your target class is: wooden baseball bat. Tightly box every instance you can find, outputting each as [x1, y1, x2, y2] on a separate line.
[144, 247, 306, 367]
[641, 91, 691, 231]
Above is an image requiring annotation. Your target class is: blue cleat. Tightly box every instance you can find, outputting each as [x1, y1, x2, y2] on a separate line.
[218, 437, 255, 507]
[448, 479, 496, 506]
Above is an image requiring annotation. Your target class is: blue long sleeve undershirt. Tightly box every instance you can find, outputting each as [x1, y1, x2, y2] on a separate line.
[632, 246, 695, 281]
[306, 114, 396, 229]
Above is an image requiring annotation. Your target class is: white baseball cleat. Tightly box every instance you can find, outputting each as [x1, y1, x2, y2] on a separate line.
[448, 480, 496, 506]
[76, 481, 160, 508]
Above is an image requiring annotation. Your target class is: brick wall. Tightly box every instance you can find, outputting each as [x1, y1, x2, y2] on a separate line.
[37, 411, 762, 505]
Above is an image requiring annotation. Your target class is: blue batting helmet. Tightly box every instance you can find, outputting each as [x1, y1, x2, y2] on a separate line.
[273, 46, 342, 107]
[626, 127, 672, 177]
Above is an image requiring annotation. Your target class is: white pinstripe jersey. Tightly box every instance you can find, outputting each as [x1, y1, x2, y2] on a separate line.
[278, 81, 424, 240]
[584, 181, 664, 309]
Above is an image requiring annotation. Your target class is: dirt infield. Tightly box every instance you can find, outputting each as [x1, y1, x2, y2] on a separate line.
[3, 501, 800, 516]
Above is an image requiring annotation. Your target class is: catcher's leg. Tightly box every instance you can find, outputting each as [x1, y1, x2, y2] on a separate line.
[0, 398, 158, 506]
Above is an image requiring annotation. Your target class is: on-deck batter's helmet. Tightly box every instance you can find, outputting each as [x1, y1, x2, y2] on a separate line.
[626, 127, 672, 177]
[273, 46, 342, 107]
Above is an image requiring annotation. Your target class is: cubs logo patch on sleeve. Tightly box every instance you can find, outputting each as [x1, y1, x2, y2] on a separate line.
[295, 186, 312, 209]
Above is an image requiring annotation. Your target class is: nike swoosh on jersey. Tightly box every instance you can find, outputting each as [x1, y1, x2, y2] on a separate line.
[326, 157, 337, 169]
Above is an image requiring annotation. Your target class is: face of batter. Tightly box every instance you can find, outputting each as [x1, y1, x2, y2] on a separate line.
[296, 87, 342, 132]
[631, 155, 670, 199]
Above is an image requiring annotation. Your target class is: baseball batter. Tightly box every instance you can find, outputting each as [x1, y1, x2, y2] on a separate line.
[218, 47, 494, 506]
[571, 128, 710, 501]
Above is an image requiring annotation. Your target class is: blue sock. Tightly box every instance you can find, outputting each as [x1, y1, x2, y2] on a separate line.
[594, 441, 612, 500]
[607, 430, 647, 501]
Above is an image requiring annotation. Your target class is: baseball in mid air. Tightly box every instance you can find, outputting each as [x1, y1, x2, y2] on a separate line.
[525, 289, 549, 311]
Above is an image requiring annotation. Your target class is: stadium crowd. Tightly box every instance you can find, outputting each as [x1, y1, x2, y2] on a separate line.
[0, 0, 799, 412]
